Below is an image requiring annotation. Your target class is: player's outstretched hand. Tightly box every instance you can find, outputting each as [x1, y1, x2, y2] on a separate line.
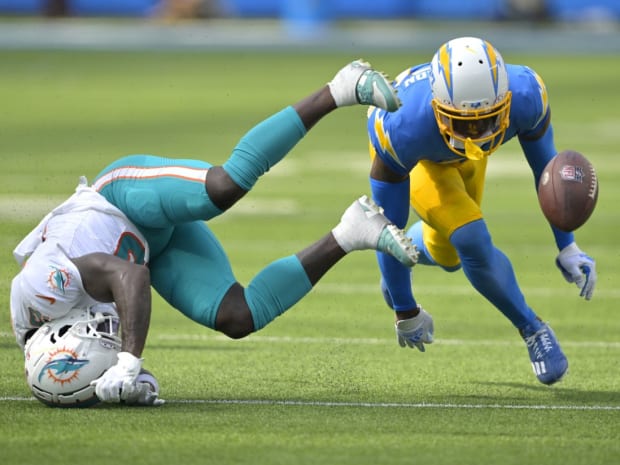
[90, 351, 142, 403]
[555, 242, 597, 300]
[395, 307, 434, 352]
[123, 370, 165, 406]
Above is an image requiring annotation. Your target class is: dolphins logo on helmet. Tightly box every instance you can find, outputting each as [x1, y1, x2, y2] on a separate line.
[24, 306, 121, 408]
[37, 348, 90, 385]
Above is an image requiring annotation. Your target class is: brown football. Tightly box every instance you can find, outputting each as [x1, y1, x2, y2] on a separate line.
[537, 150, 598, 232]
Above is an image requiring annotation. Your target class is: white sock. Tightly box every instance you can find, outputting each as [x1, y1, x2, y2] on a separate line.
[331, 215, 382, 253]
[327, 63, 367, 107]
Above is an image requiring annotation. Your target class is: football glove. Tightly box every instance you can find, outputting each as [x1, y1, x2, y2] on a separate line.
[395, 306, 434, 352]
[122, 371, 165, 406]
[90, 351, 142, 403]
[555, 242, 597, 300]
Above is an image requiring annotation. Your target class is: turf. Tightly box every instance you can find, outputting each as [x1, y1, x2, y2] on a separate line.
[0, 47, 618, 465]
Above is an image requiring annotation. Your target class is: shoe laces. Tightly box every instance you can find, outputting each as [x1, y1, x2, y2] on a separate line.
[525, 327, 554, 360]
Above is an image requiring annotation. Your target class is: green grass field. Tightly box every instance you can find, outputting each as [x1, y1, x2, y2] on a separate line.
[0, 47, 618, 465]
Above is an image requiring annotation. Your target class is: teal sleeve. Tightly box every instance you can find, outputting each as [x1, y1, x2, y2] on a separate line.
[223, 106, 307, 190]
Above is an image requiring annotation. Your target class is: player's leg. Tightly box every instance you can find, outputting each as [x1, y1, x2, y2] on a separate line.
[150, 196, 417, 338]
[415, 159, 567, 384]
[149, 221, 244, 332]
[450, 219, 568, 384]
[299, 59, 401, 130]
[400, 159, 476, 278]
[406, 158, 484, 270]
[219, 195, 415, 335]
[95, 61, 399, 226]
[450, 219, 539, 327]
[410, 159, 540, 327]
[208, 60, 400, 212]
[214, 235, 345, 337]
[93, 155, 217, 227]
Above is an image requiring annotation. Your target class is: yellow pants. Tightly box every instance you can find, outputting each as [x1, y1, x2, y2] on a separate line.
[369, 142, 488, 268]
[409, 158, 487, 268]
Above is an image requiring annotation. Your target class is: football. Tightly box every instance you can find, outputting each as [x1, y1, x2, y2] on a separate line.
[537, 150, 598, 232]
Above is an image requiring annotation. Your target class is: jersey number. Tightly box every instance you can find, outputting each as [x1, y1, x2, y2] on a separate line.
[114, 232, 146, 264]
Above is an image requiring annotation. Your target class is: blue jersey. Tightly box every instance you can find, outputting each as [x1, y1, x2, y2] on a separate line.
[368, 63, 554, 178]
[367, 62, 575, 315]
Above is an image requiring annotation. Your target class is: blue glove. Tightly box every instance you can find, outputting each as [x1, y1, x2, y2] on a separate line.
[555, 242, 597, 300]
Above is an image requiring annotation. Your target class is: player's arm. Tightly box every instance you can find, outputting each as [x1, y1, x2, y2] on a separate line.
[370, 155, 415, 316]
[70, 253, 151, 357]
[370, 156, 434, 351]
[521, 130, 597, 299]
[516, 67, 576, 250]
[519, 118, 576, 251]
[70, 253, 160, 403]
[518, 87, 596, 300]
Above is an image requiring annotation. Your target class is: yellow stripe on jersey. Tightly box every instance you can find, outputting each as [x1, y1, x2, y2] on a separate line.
[373, 113, 405, 169]
[533, 70, 549, 115]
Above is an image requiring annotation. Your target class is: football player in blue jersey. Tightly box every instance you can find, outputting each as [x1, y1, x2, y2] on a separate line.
[367, 37, 597, 385]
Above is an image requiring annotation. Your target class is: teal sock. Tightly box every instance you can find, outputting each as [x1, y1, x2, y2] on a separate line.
[245, 255, 312, 330]
[223, 106, 307, 190]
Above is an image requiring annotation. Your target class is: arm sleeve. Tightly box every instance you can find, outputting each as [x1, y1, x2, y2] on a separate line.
[370, 177, 418, 311]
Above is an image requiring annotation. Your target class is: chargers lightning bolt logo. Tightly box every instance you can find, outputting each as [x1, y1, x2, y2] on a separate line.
[38, 348, 89, 386]
[373, 113, 405, 169]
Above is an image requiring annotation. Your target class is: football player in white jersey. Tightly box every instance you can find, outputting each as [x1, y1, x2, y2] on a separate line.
[11, 60, 415, 406]
[366, 37, 596, 385]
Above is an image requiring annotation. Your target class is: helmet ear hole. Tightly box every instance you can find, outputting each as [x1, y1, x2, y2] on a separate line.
[24, 329, 37, 345]
[49, 324, 70, 343]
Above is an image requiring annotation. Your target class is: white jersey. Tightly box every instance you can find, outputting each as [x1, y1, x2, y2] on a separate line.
[10, 178, 149, 349]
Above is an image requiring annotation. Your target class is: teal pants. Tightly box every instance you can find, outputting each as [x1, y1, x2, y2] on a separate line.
[93, 107, 312, 330]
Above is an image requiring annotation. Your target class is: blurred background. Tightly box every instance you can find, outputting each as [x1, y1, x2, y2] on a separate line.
[0, 0, 619, 53]
[2, 0, 620, 22]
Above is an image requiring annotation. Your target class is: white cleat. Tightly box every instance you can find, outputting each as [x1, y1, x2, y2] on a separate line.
[332, 195, 418, 267]
[328, 60, 401, 112]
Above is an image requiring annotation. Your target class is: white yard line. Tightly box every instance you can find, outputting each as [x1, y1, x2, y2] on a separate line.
[149, 333, 620, 349]
[1, 331, 618, 349]
[1, 396, 618, 410]
[313, 283, 620, 298]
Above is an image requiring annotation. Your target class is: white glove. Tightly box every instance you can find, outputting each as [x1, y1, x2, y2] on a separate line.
[90, 351, 142, 403]
[395, 306, 434, 352]
[122, 371, 165, 406]
[555, 242, 597, 300]
[125, 383, 165, 406]
[125, 368, 165, 406]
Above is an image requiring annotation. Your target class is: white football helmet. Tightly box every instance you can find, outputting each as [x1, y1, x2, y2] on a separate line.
[429, 36, 512, 159]
[24, 306, 121, 408]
